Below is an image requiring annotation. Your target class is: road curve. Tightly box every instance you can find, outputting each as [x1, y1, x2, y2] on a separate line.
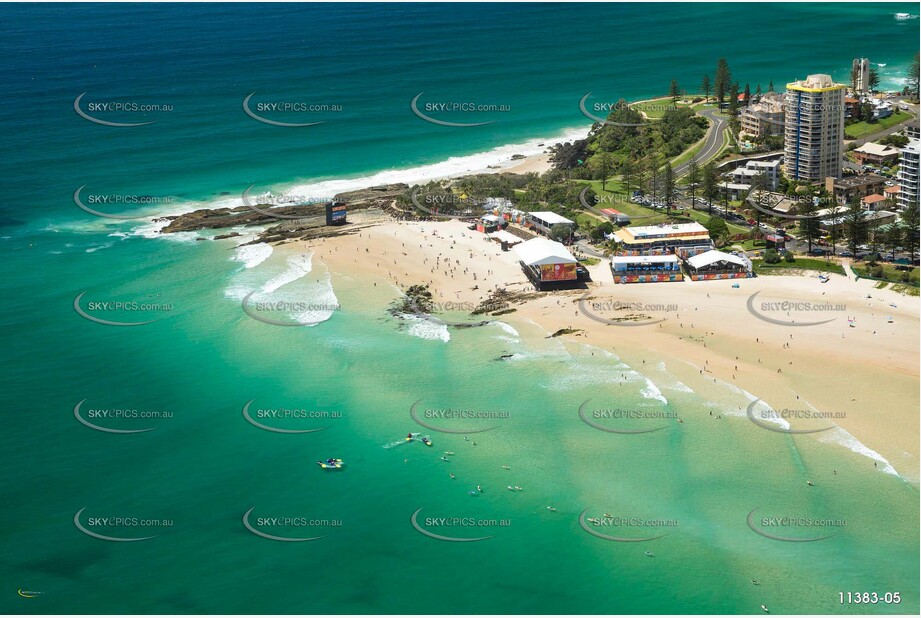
[674, 107, 728, 178]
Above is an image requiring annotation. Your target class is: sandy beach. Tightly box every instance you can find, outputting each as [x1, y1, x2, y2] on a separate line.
[296, 217, 920, 483]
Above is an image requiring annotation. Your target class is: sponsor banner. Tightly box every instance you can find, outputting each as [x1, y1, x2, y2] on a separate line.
[690, 272, 753, 281]
[541, 263, 577, 281]
[613, 273, 683, 284]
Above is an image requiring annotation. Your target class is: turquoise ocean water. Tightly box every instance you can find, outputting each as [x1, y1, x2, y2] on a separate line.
[0, 3, 919, 614]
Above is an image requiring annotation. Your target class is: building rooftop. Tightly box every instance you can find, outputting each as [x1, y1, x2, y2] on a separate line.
[687, 250, 747, 269]
[831, 173, 886, 189]
[854, 142, 900, 157]
[719, 182, 752, 190]
[623, 222, 709, 238]
[787, 74, 846, 92]
[862, 194, 887, 204]
[528, 211, 574, 225]
[611, 254, 679, 265]
[514, 237, 577, 266]
[865, 210, 897, 222]
[901, 138, 921, 154]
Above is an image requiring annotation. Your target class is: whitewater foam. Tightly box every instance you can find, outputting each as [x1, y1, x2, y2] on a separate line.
[77, 124, 592, 243]
[819, 428, 898, 476]
[232, 243, 273, 269]
[401, 314, 451, 342]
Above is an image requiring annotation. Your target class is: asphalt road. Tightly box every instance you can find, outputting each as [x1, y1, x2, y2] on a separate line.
[674, 107, 728, 178]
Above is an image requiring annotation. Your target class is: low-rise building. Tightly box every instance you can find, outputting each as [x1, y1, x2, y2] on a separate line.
[610, 254, 683, 283]
[865, 210, 898, 226]
[514, 237, 586, 290]
[844, 96, 860, 119]
[527, 211, 575, 239]
[861, 194, 888, 210]
[718, 182, 752, 201]
[684, 250, 753, 280]
[820, 208, 897, 232]
[740, 92, 784, 137]
[852, 142, 901, 167]
[727, 159, 781, 190]
[599, 208, 631, 225]
[824, 174, 887, 206]
[745, 191, 801, 217]
[613, 222, 713, 255]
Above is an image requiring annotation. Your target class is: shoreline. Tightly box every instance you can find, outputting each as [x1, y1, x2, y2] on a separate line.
[285, 218, 919, 484]
[140, 88, 917, 483]
[130, 127, 579, 229]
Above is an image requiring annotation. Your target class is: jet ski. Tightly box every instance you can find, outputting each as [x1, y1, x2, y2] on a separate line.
[317, 458, 344, 469]
[420, 436, 433, 446]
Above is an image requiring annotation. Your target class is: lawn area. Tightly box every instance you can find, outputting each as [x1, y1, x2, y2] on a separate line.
[671, 139, 705, 168]
[752, 257, 846, 276]
[733, 238, 768, 251]
[576, 180, 670, 225]
[852, 262, 919, 286]
[683, 209, 749, 236]
[632, 97, 687, 119]
[844, 110, 913, 139]
[574, 210, 605, 230]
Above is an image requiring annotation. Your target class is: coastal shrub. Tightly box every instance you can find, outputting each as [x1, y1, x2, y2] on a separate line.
[549, 223, 572, 243]
[763, 249, 781, 264]
[590, 222, 614, 241]
[784, 251, 795, 263]
[703, 216, 729, 246]
[881, 134, 909, 147]
[582, 103, 706, 163]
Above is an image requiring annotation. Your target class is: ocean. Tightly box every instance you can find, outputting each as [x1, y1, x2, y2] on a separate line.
[0, 2, 918, 614]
